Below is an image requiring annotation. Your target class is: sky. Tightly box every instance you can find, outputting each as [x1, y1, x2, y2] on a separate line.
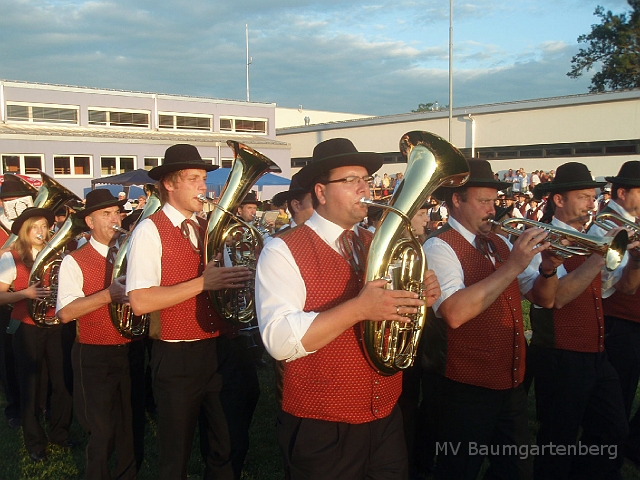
[0, 0, 633, 116]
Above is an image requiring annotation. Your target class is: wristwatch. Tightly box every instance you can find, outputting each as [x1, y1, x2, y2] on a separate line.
[538, 265, 557, 279]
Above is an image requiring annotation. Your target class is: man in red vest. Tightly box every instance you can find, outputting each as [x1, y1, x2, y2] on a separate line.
[56, 189, 135, 479]
[126, 144, 253, 480]
[529, 161, 640, 479]
[587, 161, 640, 466]
[421, 160, 559, 479]
[256, 138, 441, 479]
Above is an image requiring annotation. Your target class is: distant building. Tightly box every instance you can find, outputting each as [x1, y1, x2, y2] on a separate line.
[0, 80, 291, 196]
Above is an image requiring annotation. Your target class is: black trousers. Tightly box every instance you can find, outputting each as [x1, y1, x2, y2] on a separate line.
[72, 343, 136, 480]
[128, 338, 147, 471]
[151, 338, 233, 480]
[277, 405, 408, 480]
[528, 345, 628, 480]
[425, 371, 533, 480]
[12, 322, 73, 454]
[0, 310, 20, 421]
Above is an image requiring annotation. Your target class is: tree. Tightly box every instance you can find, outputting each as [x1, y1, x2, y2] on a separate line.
[412, 101, 448, 113]
[567, 0, 640, 92]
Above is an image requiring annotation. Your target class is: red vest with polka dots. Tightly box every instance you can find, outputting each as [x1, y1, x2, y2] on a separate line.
[150, 211, 220, 341]
[531, 255, 604, 352]
[435, 227, 526, 390]
[69, 243, 130, 345]
[0, 228, 9, 246]
[281, 225, 402, 424]
[10, 250, 37, 325]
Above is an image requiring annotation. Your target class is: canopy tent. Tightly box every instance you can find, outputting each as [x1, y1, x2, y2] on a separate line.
[206, 168, 290, 200]
[91, 169, 156, 197]
[83, 184, 146, 200]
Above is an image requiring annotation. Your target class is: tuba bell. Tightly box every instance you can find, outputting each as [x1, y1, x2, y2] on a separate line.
[361, 131, 469, 374]
[201, 140, 281, 325]
[109, 184, 161, 338]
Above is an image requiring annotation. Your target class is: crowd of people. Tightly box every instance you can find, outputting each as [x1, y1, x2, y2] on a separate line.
[0, 138, 640, 480]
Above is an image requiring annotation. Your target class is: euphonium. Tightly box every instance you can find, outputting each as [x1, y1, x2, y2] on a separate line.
[361, 131, 470, 374]
[109, 184, 161, 338]
[202, 140, 281, 325]
[491, 217, 628, 271]
[28, 206, 87, 327]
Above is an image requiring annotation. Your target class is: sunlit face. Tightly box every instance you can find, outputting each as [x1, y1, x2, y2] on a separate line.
[27, 218, 50, 248]
[164, 169, 207, 217]
[411, 208, 429, 236]
[553, 188, 596, 229]
[86, 206, 122, 245]
[315, 166, 371, 229]
[451, 187, 498, 237]
[237, 203, 258, 222]
[617, 187, 640, 217]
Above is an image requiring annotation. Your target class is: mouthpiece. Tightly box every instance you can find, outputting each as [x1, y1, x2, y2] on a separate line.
[112, 225, 128, 235]
[36, 234, 44, 240]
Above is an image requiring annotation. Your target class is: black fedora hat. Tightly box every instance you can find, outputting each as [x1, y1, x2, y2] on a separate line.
[271, 172, 308, 207]
[149, 144, 218, 181]
[534, 162, 605, 199]
[77, 189, 126, 219]
[0, 175, 36, 199]
[605, 161, 640, 187]
[121, 209, 143, 231]
[295, 138, 383, 190]
[240, 191, 261, 206]
[11, 207, 54, 235]
[434, 160, 509, 199]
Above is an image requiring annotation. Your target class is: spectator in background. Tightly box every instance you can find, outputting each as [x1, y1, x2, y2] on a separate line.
[393, 172, 404, 194]
[382, 173, 391, 196]
[118, 192, 133, 212]
[136, 195, 146, 210]
[530, 170, 541, 190]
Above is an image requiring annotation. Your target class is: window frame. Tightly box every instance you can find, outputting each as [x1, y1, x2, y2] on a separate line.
[88, 108, 151, 129]
[100, 156, 137, 176]
[5, 102, 79, 125]
[52, 155, 93, 178]
[0, 154, 44, 176]
[158, 112, 212, 132]
[219, 116, 268, 135]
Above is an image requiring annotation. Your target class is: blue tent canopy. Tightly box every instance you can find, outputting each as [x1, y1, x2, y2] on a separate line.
[206, 168, 290, 198]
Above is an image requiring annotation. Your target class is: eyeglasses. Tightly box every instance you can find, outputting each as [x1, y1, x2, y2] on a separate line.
[325, 175, 374, 186]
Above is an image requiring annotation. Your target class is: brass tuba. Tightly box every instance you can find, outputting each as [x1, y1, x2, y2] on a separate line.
[109, 184, 161, 338]
[491, 217, 628, 271]
[202, 140, 281, 325]
[361, 131, 469, 374]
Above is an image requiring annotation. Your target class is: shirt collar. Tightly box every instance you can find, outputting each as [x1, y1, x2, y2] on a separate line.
[447, 215, 478, 246]
[162, 202, 198, 227]
[306, 211, 358, 250]
[89, 235, 113, 257]
[551, 216, 578, 232]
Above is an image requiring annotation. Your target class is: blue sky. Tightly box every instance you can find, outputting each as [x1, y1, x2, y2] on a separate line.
[0, 0, 632, 115]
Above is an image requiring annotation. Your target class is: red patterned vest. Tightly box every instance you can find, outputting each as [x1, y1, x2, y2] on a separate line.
[69, 243, 130, 345]
[281, 225, 402, 424]
[150, 211, 220, 341]
[0, 228, 9, 246]
[530, 255, 604, 352]
[425, 227, 525, 390]
[599, 205, 640, 323]
[10, 250, 36, 325]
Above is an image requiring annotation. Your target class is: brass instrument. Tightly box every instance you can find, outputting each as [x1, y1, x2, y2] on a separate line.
[594, 212, 640, 244]
[490, 217, 628, 271]
[109, 184, 161, 338]
[201, 140, 281, 325]
[361, 131, 470, 374]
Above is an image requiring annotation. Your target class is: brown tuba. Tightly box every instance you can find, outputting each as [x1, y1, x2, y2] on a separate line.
[201, 140, 281, 325]
[361, 131, 469, 374]
[109, 184, 161, 338]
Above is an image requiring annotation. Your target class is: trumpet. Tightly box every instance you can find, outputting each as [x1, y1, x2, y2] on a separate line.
[593, 212, 640, 244]
[490, 217, 628, 271]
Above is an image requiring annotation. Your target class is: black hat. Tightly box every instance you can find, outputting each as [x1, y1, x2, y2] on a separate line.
[149, 144, 218, 181]
[434, 160, 509, 199]
[0, 175, 36, 199]
[271, 172, 308, 207]
[10, 207, 54, 235]
[240, 191, 261, 206]
[534, 162, 605, 199]
[77, 189, 126, 219]
[605, 161, 640, 187]
[121, 209, 143, 231]
[295, 138, 383, 190]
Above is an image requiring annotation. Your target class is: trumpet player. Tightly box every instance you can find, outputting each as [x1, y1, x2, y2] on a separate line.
[421, 160, 559, 480]
[126, 144, 252, 480]
[56, 189, 136, 479]
[587, 161, 640, 467]
[256, 138, 441, 479]
[528, 161, 640, 480]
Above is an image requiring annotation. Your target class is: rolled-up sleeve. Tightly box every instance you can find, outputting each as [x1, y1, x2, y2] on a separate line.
[56, 255, 84, 311]
[126, 219, 162, 293]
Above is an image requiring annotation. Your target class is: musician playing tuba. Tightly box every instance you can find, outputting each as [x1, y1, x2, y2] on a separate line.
[255, 138, 441, 479]
[0, 207, 73, 463]
[125, 144, 252, 480]
[55, 189, 136, 478]
[421, 160, 560, 479]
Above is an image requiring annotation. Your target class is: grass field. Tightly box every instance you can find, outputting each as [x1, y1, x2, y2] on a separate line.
[1, 304, 640, 479]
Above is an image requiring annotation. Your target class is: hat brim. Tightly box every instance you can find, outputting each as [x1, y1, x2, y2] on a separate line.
[604, 176, 640, 187]
[0, 190, 35, 199]
[296, 152, 383, 190]
[10, 208, 55, 235]
[432, 178, 511, 200]
[534, 180, 606, 198]
[76, 199, 127, 219]
[272, 188, 307, 207]
[149, 162, 218, 181]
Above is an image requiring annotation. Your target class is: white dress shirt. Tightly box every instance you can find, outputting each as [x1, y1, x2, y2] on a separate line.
[0, 247, 41, 285]
[422, 216, 555, 317]
[256, 211, 358, 362]
[56, 236, 111, 311]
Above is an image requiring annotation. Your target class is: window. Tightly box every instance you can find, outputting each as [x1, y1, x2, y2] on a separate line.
[1, 155, 44, 175]
[221, 157, 234, 168]
[53, 156, 92, 176]
[6, 102, 78, 125]
[101, 156, 136, 176]
[158, 113, 211, 131]
[88, 109, 150, 128]
[143, 157, 161, 171]
[219, 117, 267, 134]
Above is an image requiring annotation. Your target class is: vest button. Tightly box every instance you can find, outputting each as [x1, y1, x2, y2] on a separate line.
[515, 357, 519, 361]
[375, 395, 379, 399]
